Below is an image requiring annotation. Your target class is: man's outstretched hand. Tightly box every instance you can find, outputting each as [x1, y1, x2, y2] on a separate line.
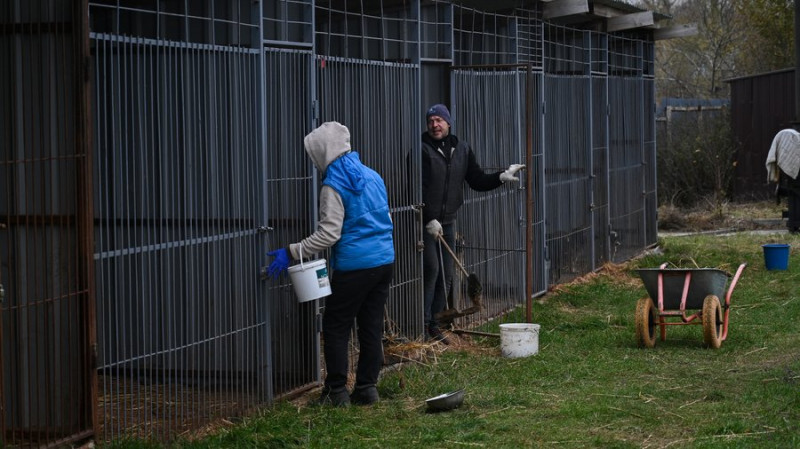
[500, 164, 525, 182]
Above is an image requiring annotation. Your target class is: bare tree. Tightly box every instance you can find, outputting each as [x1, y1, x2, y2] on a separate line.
[657, 107, 737, 209]
[635, 0, 684, 15]
[634, 0, 794, 98]
[651, 0, 742, 98]
[631, 0, 794, 208]
[735, 0, 795, 74]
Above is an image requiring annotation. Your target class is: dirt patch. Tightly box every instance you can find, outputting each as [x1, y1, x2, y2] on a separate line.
[658, 200, 785, 232]
[382, 332, 496, 366]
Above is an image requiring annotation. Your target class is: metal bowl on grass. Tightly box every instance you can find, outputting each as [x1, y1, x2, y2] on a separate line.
[425, 389, 465, 412]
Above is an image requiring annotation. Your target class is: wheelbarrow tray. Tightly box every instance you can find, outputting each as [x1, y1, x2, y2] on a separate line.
[637, 268, 729, 310]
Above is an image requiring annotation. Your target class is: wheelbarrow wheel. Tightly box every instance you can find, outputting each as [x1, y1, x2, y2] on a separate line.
[635, 297, 657, 348]
[702, 294, 723, 349]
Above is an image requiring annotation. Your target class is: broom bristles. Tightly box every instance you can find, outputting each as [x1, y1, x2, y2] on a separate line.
[467, 273, 482, 307]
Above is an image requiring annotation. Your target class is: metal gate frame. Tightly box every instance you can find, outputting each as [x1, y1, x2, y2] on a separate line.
[450, 63, 541, 324]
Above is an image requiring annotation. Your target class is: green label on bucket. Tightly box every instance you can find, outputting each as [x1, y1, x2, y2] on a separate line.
[316, 267, 330, 288]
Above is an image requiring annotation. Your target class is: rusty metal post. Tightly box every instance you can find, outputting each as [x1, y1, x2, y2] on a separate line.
[75, 0, 98, 441]
[525, 63, 534, 324]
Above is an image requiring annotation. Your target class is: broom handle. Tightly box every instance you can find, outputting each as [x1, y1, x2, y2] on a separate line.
[436, 234, 470, 277]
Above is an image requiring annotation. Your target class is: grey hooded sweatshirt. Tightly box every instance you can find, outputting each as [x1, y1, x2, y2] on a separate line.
[288, 122, 350, 261]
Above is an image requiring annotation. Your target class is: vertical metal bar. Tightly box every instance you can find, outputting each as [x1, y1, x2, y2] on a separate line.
[254, 0, 273, 404]
[539, 26, 548, 289]
[8, 3, 19, 436]
[164, 34, 173, 438]
[601, 35, 611, 264]
[250, 45, 260, 403]
[0, 0, 8, 439]
[76, 0, 98, 438]
[142, 33, 152, 435]
[25, 3, 37, 439]
[42, 3, 53, 439]
[40, 2, 49, 439]
[638, 41, 646, 251]
[131, 34, 141, 432]
[181, 32, 190, 434]
[204, 39, 213, 434]
[194, 37, 205, 433]
[119, 31, 129, 434]
[61, 4, 73, 435]
[99, 32, 112, 435]
[525, 63, 533, 324]
[585, 31, 596, 272]
[224, 44, 232, 426]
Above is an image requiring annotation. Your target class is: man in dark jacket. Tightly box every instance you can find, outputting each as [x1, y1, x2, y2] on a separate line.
[420, 104, 524, 344]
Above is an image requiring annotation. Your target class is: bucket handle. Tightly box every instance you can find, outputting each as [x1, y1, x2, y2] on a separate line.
[298, 243, 307, 270]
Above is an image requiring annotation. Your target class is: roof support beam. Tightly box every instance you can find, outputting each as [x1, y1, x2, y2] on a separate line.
[590, 5, 620, 19]
[543, 0, 589, 20]
[606, 11, 654, 32]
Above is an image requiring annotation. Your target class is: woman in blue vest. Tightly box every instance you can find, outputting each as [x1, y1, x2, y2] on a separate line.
[267, 121, 395, 407]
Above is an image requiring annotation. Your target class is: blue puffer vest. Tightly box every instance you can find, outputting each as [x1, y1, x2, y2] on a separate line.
[323, 152, 395, 271]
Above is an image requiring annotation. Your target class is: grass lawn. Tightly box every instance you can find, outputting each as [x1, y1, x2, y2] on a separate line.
[111, 230, 800, 448]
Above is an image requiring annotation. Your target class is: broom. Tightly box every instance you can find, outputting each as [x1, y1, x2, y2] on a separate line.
[433, 234, 483, 324]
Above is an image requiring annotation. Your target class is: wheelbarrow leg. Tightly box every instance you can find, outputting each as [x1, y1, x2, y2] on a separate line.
[720, 263, 747, 342]
[656, 268, 685, 341]
[657, 270, 666, 341]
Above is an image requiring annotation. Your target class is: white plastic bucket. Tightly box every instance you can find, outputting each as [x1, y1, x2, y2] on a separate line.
[499, 323, 540, 358]
[287, 258, 332, 302]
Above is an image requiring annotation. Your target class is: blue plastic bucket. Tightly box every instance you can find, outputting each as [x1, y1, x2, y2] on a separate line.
[762, 244, 790, 271]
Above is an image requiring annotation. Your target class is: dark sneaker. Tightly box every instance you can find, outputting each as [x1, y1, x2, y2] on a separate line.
[350, 384, 380, 405]
[426, 326, 451, 345]
[317, 386, 350, 407]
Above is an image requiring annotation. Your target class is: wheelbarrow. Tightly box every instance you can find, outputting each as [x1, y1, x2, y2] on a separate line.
[635, 262, 747, 349]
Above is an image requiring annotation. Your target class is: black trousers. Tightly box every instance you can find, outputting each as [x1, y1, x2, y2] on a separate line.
[322, 262, 394, 390]
[423, 222, 455, 327]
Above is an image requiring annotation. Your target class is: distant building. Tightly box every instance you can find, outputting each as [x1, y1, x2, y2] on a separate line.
[727, 68, 796, 200]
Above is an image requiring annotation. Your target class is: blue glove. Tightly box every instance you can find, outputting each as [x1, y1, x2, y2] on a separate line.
[267, 248, 290, 279]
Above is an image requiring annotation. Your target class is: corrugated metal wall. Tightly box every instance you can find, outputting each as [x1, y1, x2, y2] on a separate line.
[728, 69, 796, 200]
[1, 0, 658, 445]
[1, 0, 96, 446]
